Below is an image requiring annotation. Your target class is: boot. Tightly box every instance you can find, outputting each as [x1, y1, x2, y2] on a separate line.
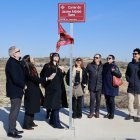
[108, 114, 114, 119]
[87, 113, 94, 118]
[95, 112, 99, 118]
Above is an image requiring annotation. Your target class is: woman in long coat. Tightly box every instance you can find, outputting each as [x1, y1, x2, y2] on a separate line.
[40, 52, 68, 129]
[22, 55, 45, 130]
[102, 55, 122, 119]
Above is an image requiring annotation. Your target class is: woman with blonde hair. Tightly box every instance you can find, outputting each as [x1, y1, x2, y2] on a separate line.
[66, 58, 87, 119]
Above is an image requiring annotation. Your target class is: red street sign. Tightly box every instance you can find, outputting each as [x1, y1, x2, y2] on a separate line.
[58, 3, 86, 22]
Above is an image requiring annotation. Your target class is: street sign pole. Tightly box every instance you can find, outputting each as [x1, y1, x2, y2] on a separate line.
[58, 2, 85, 129]
[69, 23, 73, 129]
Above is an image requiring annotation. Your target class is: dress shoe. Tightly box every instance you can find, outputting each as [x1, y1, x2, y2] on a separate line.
[7, 132, 22, 138]
[32, 124, 38, 127]
[104, 114, 110, 118]
[54, 125, 64, 129]
[32, 122, 38, 127]
[15, 129, 24, 134]
[23, 126, 34, 130]
[108, 114, 114, 119]
[125, 115, 134, 120]
[95, 112, 99, 118]
[134, 117, 140, 122]
[87, 114, 94, 118]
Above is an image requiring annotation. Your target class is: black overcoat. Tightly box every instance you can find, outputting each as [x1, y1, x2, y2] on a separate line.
[24, 69, 44, 114]
[40, 63, 68, 109]
[5, 57, 25, 99]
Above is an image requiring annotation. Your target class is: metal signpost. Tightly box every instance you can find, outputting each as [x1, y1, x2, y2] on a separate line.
[58, 2, 86, 129]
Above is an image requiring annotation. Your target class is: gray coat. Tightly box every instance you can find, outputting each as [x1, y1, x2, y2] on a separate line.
[86, 62, 103, 92]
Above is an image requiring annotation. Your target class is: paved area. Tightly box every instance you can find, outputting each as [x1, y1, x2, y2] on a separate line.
[0, 107, 140, 140]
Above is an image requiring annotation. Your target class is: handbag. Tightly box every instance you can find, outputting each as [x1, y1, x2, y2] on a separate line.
[73, 84, 83, 98]
[112, 76, 123, 87]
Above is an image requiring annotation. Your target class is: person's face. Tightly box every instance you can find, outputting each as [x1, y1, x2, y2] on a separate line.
[133, 51, 140, 61]
[76, 60, 82, 67]
[53, 55, 59, 63]
[13, 48, 21, 60]
[93, 55, 101, 63]
[107, 56, 113, 64]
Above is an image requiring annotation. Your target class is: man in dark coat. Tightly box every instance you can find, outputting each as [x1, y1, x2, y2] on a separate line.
[40, 52, 68, 129]
[86, 54, 103, 118]
[5, 46, 25, 138]
[125, 48, 140, 122]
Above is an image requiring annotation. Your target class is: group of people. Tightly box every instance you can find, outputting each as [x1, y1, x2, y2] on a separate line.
[5, 46, 140, 138]
[5, 46, 67, 138]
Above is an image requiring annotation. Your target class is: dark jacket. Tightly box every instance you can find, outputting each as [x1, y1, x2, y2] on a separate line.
[102, 62, 122, 96]
[125, 59, 140, 94]
[86, 62, 103, 92]
[5, 57, 25, 99]
[40, 62, 68, 109]
[24, 68, 45, 114]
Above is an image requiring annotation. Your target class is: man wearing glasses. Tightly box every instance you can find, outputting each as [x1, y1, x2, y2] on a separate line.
[125, 48, 140, 122]
[86, 54, 103, 118]
[5, 46, 25, 138]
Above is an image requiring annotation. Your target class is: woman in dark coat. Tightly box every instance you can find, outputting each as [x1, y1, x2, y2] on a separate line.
[40, 52, 68, 129]
[22, 55, 45, 130]
[102, 55, 122, 119]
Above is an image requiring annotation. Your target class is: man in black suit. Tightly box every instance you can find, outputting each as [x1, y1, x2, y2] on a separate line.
[5, 46, 25, 138]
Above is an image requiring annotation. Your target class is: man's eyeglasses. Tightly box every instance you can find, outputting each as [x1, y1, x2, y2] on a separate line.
[133, 53, 139, 56]
[15, 50, 20, 53]
[107, 57, 112, 60]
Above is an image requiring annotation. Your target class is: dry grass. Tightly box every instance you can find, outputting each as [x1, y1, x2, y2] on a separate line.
[0, 57, 135, 108]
